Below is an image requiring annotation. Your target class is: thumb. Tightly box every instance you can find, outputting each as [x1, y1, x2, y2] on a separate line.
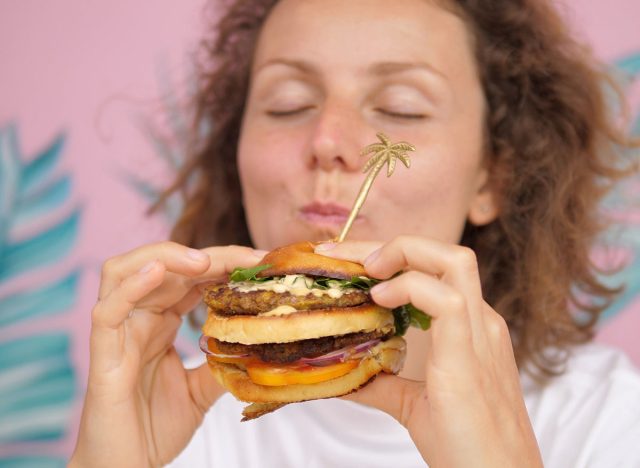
[187, 361, 226, 414]
[341, 374, 424, 427]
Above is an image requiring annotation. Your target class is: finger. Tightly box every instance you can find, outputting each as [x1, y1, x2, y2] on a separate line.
[371, 271, 476, 365]
[317, 237, 484, 320]
[93, 260, 166, 330]
[366, 236, 483, 306]
[341, 374, 424, 429]
[89, 261, 166, 374]
[99, 242, 212, 300]
[192, 245, 267, 284]
[314, 240, 383, 264]
[365, 236, 487, 346]
[187, 361, 226, 414]
[132, 245, 266, 317]
[371, 271, 468, 322]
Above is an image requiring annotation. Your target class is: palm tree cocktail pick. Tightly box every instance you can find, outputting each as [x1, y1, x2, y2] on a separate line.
[337, 132, 416, 242]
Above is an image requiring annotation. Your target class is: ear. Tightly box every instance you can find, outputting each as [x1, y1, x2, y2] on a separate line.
[467, 168, 500, 226]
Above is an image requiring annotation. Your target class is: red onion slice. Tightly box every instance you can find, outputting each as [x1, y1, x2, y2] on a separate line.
[200, 335, 381, 367]
[299, 339, 381, 367]
[199, 334, 250, 359]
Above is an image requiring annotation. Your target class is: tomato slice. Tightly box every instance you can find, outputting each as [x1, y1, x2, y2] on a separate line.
[206, 338, 361, 386]
[246, 360, 359, 387]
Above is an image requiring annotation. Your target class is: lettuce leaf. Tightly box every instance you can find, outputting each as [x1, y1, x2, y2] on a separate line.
[229, 264, 273, 282]
[228, 268, 431, 335]
[312, 276, 381, 290]
[392, 304, 431, 336]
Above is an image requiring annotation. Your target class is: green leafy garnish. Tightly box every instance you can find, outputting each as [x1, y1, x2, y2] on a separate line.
[311, 276, 380, 290]
[228, 269, 383, 293]
[229, 264, 273, 282]
[392, 304, 431, 336]
[342, 276, 381, 290]
[310, 277, 332, 289]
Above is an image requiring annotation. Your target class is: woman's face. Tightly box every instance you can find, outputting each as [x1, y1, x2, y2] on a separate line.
[238, 0, 496, 250]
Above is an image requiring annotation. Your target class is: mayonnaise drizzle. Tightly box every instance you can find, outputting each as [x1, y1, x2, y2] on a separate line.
[229, 274, 357, 298]
[260, 305, 298, 317]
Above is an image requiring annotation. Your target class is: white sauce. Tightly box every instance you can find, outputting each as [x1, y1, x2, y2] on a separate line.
[229, 274, 357, 299]
[260, 305, 298, 317]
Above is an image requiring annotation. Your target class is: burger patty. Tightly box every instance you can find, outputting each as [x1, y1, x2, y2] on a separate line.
[204, 284, 370, 316]
[214, 330, 392, 364]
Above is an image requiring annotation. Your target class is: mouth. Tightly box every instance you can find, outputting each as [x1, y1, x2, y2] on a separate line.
[298, 201, 360, 226]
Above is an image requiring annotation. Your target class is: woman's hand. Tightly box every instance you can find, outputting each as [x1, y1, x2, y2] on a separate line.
[69, 242, 265, 468]
[316, 236, 543, 468]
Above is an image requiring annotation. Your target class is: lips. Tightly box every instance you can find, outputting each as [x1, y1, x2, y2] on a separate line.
[299, 202, 357, 225]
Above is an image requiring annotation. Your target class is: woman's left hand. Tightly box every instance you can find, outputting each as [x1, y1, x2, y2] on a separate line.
[315, 236, 543, 468]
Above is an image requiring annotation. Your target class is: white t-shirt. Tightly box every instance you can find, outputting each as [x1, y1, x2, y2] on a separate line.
[168, 343, 640, 467]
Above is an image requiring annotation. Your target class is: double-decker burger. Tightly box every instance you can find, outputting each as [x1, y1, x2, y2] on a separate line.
[200, 241, 428, 420]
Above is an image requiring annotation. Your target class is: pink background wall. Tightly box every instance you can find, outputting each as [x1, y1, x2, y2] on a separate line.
[0, 0, 638, 462]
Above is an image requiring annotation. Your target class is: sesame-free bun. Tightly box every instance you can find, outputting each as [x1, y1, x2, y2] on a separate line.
[256, 241, 366, 280]
[207, 337, 406, 419]
[202, 303, 394, 345]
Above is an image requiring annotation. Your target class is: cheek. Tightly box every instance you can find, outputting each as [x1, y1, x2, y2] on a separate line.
[372, 149, 481, 242]
[238, 126, 301, 196]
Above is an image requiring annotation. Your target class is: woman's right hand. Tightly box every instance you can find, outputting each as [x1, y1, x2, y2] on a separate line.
[69, 242, 265, 468]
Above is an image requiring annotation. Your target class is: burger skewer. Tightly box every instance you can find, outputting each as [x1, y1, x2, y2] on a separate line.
[337, 132, 415, 242]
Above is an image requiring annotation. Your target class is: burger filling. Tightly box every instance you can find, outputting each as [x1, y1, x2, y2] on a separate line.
[200, 333, 388, 387]
[204, 285, 370, 316]
[201, 266, 424, 387]
[212, 329, 392, 364]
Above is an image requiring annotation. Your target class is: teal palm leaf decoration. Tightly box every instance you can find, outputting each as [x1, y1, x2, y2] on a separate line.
[597, 52, 640, 322]
[0, 124, 78, 466]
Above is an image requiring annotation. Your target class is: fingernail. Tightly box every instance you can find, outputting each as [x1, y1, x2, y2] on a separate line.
[371, 281, 389, 295]
[187, 248, 208, 262]
[139, 260, 157, 274]
[364, 248, 381, 267]
[315, 243, 337, 252]
[253, 249, 269, 258]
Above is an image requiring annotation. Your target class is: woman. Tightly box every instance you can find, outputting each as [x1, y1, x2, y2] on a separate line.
[70, 0, 639, 466]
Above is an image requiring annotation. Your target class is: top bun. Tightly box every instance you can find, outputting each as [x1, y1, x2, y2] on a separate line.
[256, 241, 366, 280]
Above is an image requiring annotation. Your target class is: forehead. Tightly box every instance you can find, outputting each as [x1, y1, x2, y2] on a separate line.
[253, 0, 475, 80]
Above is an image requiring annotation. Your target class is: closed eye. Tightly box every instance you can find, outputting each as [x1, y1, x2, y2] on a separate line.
[375, 108, 427, 120]
[266, 106, 315, 117]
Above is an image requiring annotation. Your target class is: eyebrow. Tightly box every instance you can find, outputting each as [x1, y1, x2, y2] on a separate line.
[254, 58, 318, 75]
[254, 58, 447, 80]
[368, 61, 447, 80]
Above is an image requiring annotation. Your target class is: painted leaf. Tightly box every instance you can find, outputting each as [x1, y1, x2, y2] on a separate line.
[0, 209, 80, 282]
[0, 334, 75, 443]
[597, 52, 640, 324]
[0, 457, 66, 468]
[0, 124, 78, 464]
[0, 271, 80, 327]
[14, 176, 72, 226]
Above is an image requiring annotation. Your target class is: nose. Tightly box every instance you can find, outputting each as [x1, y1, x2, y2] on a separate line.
[307, 103, 363, 172]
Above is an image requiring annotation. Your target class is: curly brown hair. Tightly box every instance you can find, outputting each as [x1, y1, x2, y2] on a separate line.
[158, 0, 636, 376]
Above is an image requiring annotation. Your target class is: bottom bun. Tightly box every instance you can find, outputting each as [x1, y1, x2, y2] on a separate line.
[208, 337, 406, 420]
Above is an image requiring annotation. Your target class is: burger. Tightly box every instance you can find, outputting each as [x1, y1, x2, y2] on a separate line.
[200, 241, 429, 420]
